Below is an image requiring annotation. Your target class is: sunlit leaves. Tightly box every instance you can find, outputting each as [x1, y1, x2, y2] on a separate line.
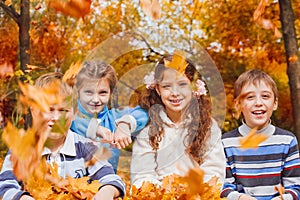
[48, 0, 92, 19]
[126, 168, 223, 200]
[239, 127, 268, 149]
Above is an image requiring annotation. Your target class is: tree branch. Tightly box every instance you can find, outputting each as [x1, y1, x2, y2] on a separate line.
[0, 1, 20, 24]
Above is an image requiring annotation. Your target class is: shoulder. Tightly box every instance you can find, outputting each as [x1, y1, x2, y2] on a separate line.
[274, 126, 296, 137]
[221, 128, 240, 139]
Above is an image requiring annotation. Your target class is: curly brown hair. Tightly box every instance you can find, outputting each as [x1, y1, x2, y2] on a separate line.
[139, 55, 212, 165]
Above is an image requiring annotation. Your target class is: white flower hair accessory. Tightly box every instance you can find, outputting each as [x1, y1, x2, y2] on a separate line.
[144, 71, 155, 89]
[193, 79, 207, 98]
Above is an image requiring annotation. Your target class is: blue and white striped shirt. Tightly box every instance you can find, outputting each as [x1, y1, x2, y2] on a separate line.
[221, 123, 300, 200]
[0, 130, 126, 200]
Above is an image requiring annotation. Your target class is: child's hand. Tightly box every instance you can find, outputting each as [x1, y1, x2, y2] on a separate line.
[20, 195, 35, 200]
[96, 125, 114, 143]
[113, 122, 132, 149]
[92, 185, 120, 200]
[238, 194, 257, 200]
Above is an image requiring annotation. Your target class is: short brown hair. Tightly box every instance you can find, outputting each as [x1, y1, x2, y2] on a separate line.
[234, 69, 278, 101]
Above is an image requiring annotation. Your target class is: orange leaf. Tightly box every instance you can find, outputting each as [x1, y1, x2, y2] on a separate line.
[289, 54, 298, 63]
[275, 184, 285, 199]
[164, 49, 188, 74]
[62, 60, 82, 83]
[48, 0, 91, 19]
[253, 0, 267, 22]
[239, 127, 268, 149]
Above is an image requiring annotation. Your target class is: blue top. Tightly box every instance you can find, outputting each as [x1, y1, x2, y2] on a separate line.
[71, 100, 148, 172]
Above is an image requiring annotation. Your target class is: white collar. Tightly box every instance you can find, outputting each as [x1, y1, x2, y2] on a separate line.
[42, 130, 77, 157]
[238, 120, 275, 137]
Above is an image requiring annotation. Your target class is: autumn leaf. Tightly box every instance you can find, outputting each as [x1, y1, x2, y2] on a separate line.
[62, 60, 82, 85]
[140, 0, 161, 20]
[48, 0, 92, 19]
[239, 127, 268, 149]
[253, 0, 267, 22]
[164, 49, 188, 75]
[18, 81, 63, 113]
[275, 184, 285, 199]
[289, 54, 298, 63]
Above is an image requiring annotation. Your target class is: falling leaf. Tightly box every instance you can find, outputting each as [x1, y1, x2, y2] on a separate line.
[239, 127, 268, 149]
[18, 81, 63, 113]
[4, 0, 12, 6]
[48, 0, 92, 19]
[289, 54, 298, 63]
[62, 60, 82, 84]
[164, 49, 188, 75]
[275, 184, 285, 199]
[140, 0, 161, 20]
[25, 64, 41, 73]
[253, 0, 267, 22]
[260, 19, 274, 30]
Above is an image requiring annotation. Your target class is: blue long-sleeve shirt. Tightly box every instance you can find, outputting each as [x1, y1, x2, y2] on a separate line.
[221, 123, 300, 200]
[71, 101, 148, 172]
[0, 130, 126, 200]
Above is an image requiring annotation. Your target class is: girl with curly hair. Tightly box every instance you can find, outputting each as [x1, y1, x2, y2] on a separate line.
[130, 54, 226, 188]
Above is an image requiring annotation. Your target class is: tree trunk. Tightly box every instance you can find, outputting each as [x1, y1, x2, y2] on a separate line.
[279, 0, 300, 141]
[19, 0, 30, 74]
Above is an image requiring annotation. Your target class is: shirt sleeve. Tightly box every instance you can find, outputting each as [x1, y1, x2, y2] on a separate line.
[200, 119, 226, 186]
[0, 152, 28, 200]
[130, 127, 161, 188]
[89, 165, 126, 198]
[281, 136, 300, 200]
[115, 106, 148, 137]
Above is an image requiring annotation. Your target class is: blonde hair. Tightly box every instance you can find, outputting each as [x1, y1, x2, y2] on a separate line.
[75, 60, 117, 92]
[35, 72, 73, 98]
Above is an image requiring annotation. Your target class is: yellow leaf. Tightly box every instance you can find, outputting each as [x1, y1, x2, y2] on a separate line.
[164, 49, 188, 75]
[239, 127, 268, 149]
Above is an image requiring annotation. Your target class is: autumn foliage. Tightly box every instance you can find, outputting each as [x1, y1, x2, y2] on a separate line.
[126, 168, 223, 200]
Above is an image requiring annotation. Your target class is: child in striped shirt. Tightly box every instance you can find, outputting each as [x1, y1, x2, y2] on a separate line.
[221, 69, 300, 200]
[0, 72, 125, 200]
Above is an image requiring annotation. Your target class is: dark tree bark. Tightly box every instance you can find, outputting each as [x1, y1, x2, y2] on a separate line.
[279, 0, 300, 140]
[0, 0, 30, 74]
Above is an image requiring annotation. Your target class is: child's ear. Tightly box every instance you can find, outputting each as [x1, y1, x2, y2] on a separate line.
[233, 99, 241, 119]
[273, 98, 278, 111]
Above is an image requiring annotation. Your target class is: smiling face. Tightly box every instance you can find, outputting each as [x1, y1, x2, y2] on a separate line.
[156, 68, 193, 122]
[236, 80, 278, 130]
[78, 78, 111, 114]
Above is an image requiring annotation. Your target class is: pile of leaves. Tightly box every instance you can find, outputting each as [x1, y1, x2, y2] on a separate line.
[24, 160, 101, 200]
[125, 168, 224, 200]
